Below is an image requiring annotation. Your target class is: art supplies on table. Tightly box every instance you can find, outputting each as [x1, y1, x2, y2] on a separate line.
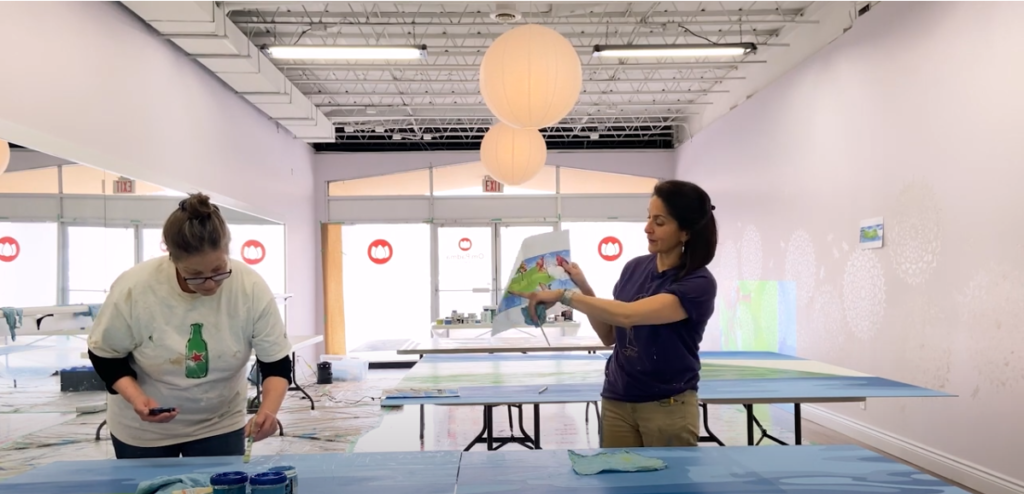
[267, 466, 297, 494]
[249, 471, 288, 494]
[209, 472, 248, 494]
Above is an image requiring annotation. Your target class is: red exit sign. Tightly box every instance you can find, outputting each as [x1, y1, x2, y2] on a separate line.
[113, 178, 136, 194]
[482, 175, 504, 193]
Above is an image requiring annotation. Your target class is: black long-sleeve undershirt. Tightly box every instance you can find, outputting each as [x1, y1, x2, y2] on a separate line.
[87, 350, 292, 394]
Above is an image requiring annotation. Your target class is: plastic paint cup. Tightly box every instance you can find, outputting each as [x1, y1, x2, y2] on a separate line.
[267, 465, 297, 494]
[249, 471, 288, 494]
[210, 471, 248, 494]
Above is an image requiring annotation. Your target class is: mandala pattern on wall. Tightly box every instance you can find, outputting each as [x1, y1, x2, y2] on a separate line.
[784, 230, 817, 308]
[800, 284, 846, 361]
[890, 180, 942, 285]
[842, 249, 887, 340]
[957, 263, 1024, 391]
[896, 292, 952, 391]
[740, 225, 763, 281]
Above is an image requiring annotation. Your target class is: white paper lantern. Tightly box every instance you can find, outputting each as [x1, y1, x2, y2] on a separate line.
[479, 24, 582, 129]
[480, 123, 547, 186]
[0, 140, 9, 176]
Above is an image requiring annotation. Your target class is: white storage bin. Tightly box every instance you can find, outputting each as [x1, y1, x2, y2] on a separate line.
[320, 355, 369, 382]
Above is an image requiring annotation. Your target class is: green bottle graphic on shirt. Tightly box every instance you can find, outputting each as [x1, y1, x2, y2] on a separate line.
[185, 323, 208, 379]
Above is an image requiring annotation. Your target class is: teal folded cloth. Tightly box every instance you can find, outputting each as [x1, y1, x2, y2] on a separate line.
[568, 450, 668, 476]
[1, 307, 22, 341]
[136, 474, 210, 494]
[87, 304, 102, 320]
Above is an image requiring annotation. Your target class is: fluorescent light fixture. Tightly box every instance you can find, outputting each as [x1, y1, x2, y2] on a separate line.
[266, 45, 427, 60]
[593, 43, 756, 58]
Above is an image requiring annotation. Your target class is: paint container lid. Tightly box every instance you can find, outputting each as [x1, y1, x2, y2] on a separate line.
[249, 471, 288, 486]
[267, 465, 296, 476]
[210, 472, 248, 486]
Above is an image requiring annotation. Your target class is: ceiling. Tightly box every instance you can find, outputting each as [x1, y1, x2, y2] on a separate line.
[131, 2, 870, 151]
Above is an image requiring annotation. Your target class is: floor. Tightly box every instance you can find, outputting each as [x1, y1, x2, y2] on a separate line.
[0, 369, 975, 493]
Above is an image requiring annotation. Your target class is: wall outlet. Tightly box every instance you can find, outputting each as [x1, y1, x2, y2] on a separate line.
[860, 401, 867, 411]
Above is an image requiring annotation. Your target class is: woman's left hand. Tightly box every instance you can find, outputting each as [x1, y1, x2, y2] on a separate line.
[511, 289, 564, 325]
[245, 410, 279, 442]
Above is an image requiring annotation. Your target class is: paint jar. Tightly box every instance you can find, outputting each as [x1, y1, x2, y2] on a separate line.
[249, 471, 288, 494]
[267, 465, 298, 494]
[210, 471, 248, 494]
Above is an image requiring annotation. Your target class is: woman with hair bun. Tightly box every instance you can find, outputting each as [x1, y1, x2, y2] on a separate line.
[515, 180, 718, 448]
[87, 192, 291, 459]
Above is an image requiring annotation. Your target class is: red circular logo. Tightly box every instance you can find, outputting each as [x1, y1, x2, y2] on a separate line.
[0, 236, 20, 263]
[458, 238, 472, 251]
[598, 236, 622, 262]
[241, 240, 266, 265]
[368, 239, 393, 265]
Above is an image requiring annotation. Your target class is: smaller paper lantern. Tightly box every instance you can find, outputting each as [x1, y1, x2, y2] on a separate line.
[0, 140, 9, 176]
[479, 24, 582, 129]
[480, 123, 547, 186]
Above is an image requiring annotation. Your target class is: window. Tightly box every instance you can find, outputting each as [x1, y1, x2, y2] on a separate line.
[61, 164, 184, 196]
[141, 228, 167, 262]
[563, 222, 648, 337]
[0, 222, 58, 307]
[559, 168, 658, 194]
[0, 167, 59, 194]
[228, 224, 285, 294]
[437, 226, 493, 317]
[67, 226, 135, 304]
[341, 224, 430, 352]
[328, 169, 430, 197]
[433, 162, 555, 195]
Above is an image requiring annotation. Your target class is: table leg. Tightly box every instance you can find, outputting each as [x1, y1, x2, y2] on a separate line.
[287, 351, 315, 411]
[698, 403, 725, 446]
[795, 403, 802, 445]
[486, 406, 494, 451]
[533, 404, 541, 449]
[419, 404, 425, 441]
[745, 404, 755, 446]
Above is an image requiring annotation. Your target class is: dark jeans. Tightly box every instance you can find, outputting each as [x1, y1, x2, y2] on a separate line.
[111, 428, 245, 459]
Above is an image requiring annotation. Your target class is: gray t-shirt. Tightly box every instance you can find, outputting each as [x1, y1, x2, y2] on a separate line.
[88, 257, 291, 447]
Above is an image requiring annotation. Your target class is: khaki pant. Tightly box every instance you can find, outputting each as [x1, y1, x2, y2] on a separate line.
[600, 390, 700, 448]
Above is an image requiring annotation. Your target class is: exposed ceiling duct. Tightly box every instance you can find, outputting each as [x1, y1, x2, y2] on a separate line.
[121, 1, 334, 143]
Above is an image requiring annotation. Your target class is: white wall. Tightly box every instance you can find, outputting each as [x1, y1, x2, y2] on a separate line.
[677, 2, 1024, 492]
[0, 3, 318, 342]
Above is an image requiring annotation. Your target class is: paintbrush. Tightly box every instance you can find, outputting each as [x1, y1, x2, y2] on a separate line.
[243, 427, 257, 463]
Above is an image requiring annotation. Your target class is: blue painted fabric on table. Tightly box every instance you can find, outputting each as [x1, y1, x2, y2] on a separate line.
[456, 445, 968, 494]
[700, 376, 954, 401]
[382, 376, 952, 407]
[700, 351, 804, 361]
[0, 452, 461, 494]
[420, 353, 606, 363]
[136, 474, 209, 494]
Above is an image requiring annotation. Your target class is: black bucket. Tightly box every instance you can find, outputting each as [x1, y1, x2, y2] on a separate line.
[316, 361, 333, 385]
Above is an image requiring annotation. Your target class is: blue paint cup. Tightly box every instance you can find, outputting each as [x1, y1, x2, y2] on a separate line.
[250, 471, 288, 494]
[267, 465, 297, 494]
[210, 471, 248, 494]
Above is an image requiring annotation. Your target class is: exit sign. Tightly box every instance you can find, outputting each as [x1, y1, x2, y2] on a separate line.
[113, 178, 136, 194]
[482, 175, 504, 193]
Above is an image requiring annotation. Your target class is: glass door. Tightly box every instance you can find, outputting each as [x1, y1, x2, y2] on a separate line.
[437, 226, 494, 322]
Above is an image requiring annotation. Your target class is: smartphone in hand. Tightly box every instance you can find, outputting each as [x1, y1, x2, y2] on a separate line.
[148, 407, 176, 416]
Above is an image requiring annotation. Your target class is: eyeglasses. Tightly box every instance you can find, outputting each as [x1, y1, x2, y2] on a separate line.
[183, 270, 232, 286]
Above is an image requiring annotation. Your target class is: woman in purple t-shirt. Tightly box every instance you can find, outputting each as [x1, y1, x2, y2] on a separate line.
[515, 180, 718, 448]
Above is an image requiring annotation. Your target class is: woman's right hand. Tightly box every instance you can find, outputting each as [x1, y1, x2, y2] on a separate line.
[132, 395, 178, 423]
[563, 262, 594, 296]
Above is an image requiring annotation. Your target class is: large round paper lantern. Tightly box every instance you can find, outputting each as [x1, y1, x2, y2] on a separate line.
[480, 123, 547, 185]
[480, 24, 582, 129]
[0, 140, 9, 176]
